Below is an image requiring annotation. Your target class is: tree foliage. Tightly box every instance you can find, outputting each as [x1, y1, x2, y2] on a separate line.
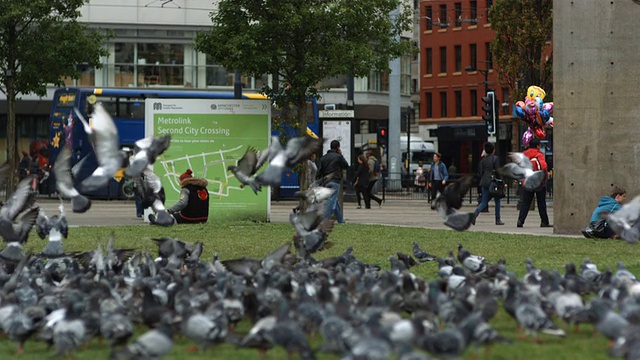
[0, 0, 108, 192]
[195, 0, 414, 194]
[490, 0, 553, 101]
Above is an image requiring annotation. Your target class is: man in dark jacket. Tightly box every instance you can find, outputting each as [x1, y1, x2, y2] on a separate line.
[166, 169, 209, 224]
[316, 140, 349, 223]
[517, 138, 551, 228]
[473, 142, 504, 226]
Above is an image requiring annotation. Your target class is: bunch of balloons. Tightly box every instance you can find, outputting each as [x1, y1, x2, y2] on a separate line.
[514, 86, 553, 147]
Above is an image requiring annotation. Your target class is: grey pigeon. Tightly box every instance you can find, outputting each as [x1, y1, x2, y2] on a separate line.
[125, 134, 171, 177]
[457, 243, 486, 274]
[53, 303, 87, 357]
[294, 185, 334, 204]
[514, 295, 565, 342]
[412, 241, 436, 262]
[497, 152, 545, 191]
[433, 176, 474, 231]
[53, 147, 91, 213]
[0, 176, 40, 262]
[75, 104, 124, 191]
[182, 311, 228, 351]
[256, 135, 323, 187]
[111, 322, 173, 360]
[291, 206, 334, 257]
[591, 297, 630, 341]
[100, 311, 133, 349]
[36, 203, 69, 258]
[227, 146, 263, 194]
[135, 166, 174, 227]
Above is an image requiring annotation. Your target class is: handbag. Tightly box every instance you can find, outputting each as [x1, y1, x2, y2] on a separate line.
[488, 177, 506, 199]
[589, 219, 609, 238]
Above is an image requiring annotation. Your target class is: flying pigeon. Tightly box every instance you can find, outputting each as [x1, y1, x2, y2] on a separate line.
[0, 176, 40, 262]
[53, 147, 91, 213]
[604, 195, 640, 243]
[125, 134, 171, 177]
[497, 152, 546, 191]
[36, 202, 69, 258]
[135, 166, 174, 227]
[433, 176, 475, 231]
[255, 135, 323, 187]
[290, 205, 335, 257]
[74, 104, 124, 191]
[227, 146, 263, 194]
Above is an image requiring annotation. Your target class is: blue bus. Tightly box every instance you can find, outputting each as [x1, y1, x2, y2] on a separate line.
[48, 87, 319, 199]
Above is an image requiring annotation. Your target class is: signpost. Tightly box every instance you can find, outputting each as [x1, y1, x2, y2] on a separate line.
[145, 98, 271, 222]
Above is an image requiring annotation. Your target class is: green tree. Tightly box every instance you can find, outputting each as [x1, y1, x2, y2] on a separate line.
[195, 0, 415, 193]
[490, 0, 553, 101]
[0, 0, 108, 193]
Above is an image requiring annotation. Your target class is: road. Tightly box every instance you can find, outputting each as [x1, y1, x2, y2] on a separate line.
[33, 198, 573, 237]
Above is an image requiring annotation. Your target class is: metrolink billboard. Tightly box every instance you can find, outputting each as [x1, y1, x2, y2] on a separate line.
[145, 99, 271, 222]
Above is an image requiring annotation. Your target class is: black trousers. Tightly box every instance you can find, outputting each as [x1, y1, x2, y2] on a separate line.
[517, 186, 550, 225]
[355, 184, 371, 208]
[430, 180, 446, 201]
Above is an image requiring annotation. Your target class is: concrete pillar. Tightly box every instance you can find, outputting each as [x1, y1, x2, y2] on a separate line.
[553, 0, 640, 234]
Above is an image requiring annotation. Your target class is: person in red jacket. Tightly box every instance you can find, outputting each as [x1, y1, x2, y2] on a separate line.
[517, 138, 551, 228]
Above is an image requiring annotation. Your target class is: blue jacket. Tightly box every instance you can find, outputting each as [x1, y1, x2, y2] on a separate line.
[590, 196, 621, 223]
[429, 162, 449, 182]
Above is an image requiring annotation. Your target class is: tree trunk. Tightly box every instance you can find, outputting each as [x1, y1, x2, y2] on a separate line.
[6, 80, 17, 198]
[296, 97, 309, 210]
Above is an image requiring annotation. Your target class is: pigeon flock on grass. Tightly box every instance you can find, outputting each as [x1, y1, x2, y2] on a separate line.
[2, 102, 640, 358]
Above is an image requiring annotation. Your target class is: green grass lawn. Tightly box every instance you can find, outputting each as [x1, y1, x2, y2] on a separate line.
[3, 222, 637, 359]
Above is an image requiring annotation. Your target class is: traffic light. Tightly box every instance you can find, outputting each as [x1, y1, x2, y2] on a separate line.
[481, 91, 496, 135]
[377, 126, 388, 147]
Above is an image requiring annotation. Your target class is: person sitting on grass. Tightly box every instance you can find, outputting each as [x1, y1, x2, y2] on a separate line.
[582, 185, 626, 239]
[159, 169, 209, 224]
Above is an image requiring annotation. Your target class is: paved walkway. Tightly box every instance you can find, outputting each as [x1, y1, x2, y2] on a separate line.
[34, 198, 575, 237]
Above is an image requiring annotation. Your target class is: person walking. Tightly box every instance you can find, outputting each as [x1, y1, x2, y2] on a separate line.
[428, 152, 449, 200]
[472, 142, 504, 226]
[516, 138, 551, 228]
[353, 154, 371, 209]
[415, 162, 427, 194]
[316, 140, 349, 223]
[366, 151, 383, 206]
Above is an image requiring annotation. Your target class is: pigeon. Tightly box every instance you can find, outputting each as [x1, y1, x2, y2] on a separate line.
[514, 295, 565, 342]
[290, 206, 335, 257]
[396, 252, 419, 269]
[53, 302, 87, 357]
[74, 104, 124, 191]
[433, 176, 475, 231]
[412, 241, 436, 263]
[135, 166, 174, 227]
[294, 185, 334, 204]
[0, 176, 40, 262]
[36, 203, 69, 258]
[227, 146, 263, 194]
[110, 321, 174, 359]
[497, 152, 546, 191]
[604, 195, 640, 243]
[125, 134, 171, 177]
[457, 243, 486, 274]
[53, 147, 92, 213]
[256, 135, 323, 187]
[181, 311, 228, 351]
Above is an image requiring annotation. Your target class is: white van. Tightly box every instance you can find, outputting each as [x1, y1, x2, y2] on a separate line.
[400, 136, 437, 173]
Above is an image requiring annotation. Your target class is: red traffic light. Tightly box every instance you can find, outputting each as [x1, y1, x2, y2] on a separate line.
[380, 129, 386, 136]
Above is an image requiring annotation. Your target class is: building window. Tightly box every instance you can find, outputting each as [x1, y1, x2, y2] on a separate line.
[439, 4, 447, 24]
[470, 89, 478, 116]
[502, 87, 510, 115]
[455, 90, 462, 117]
[455, 3, 462, 27]
[401, 52, 411, 95]
[486, 0, 493, 22]
[426, 6, 432, 30]
[137, 43, 185, 86]
[439, 46, 447, 73]
[470, 0, 477, 20]
[454, 45, 462, 72]
[440, 91, 447, 118]
[486, 42, 493, 69]
[470, 44, 477, 70]
[426, 48, 432, 74]
[426, 92, 433, 118]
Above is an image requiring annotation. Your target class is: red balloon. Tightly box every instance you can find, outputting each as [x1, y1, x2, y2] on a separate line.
[534, 127, 546, 139]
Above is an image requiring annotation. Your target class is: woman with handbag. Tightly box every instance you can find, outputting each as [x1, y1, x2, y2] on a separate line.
[472, 142, 505, 226]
